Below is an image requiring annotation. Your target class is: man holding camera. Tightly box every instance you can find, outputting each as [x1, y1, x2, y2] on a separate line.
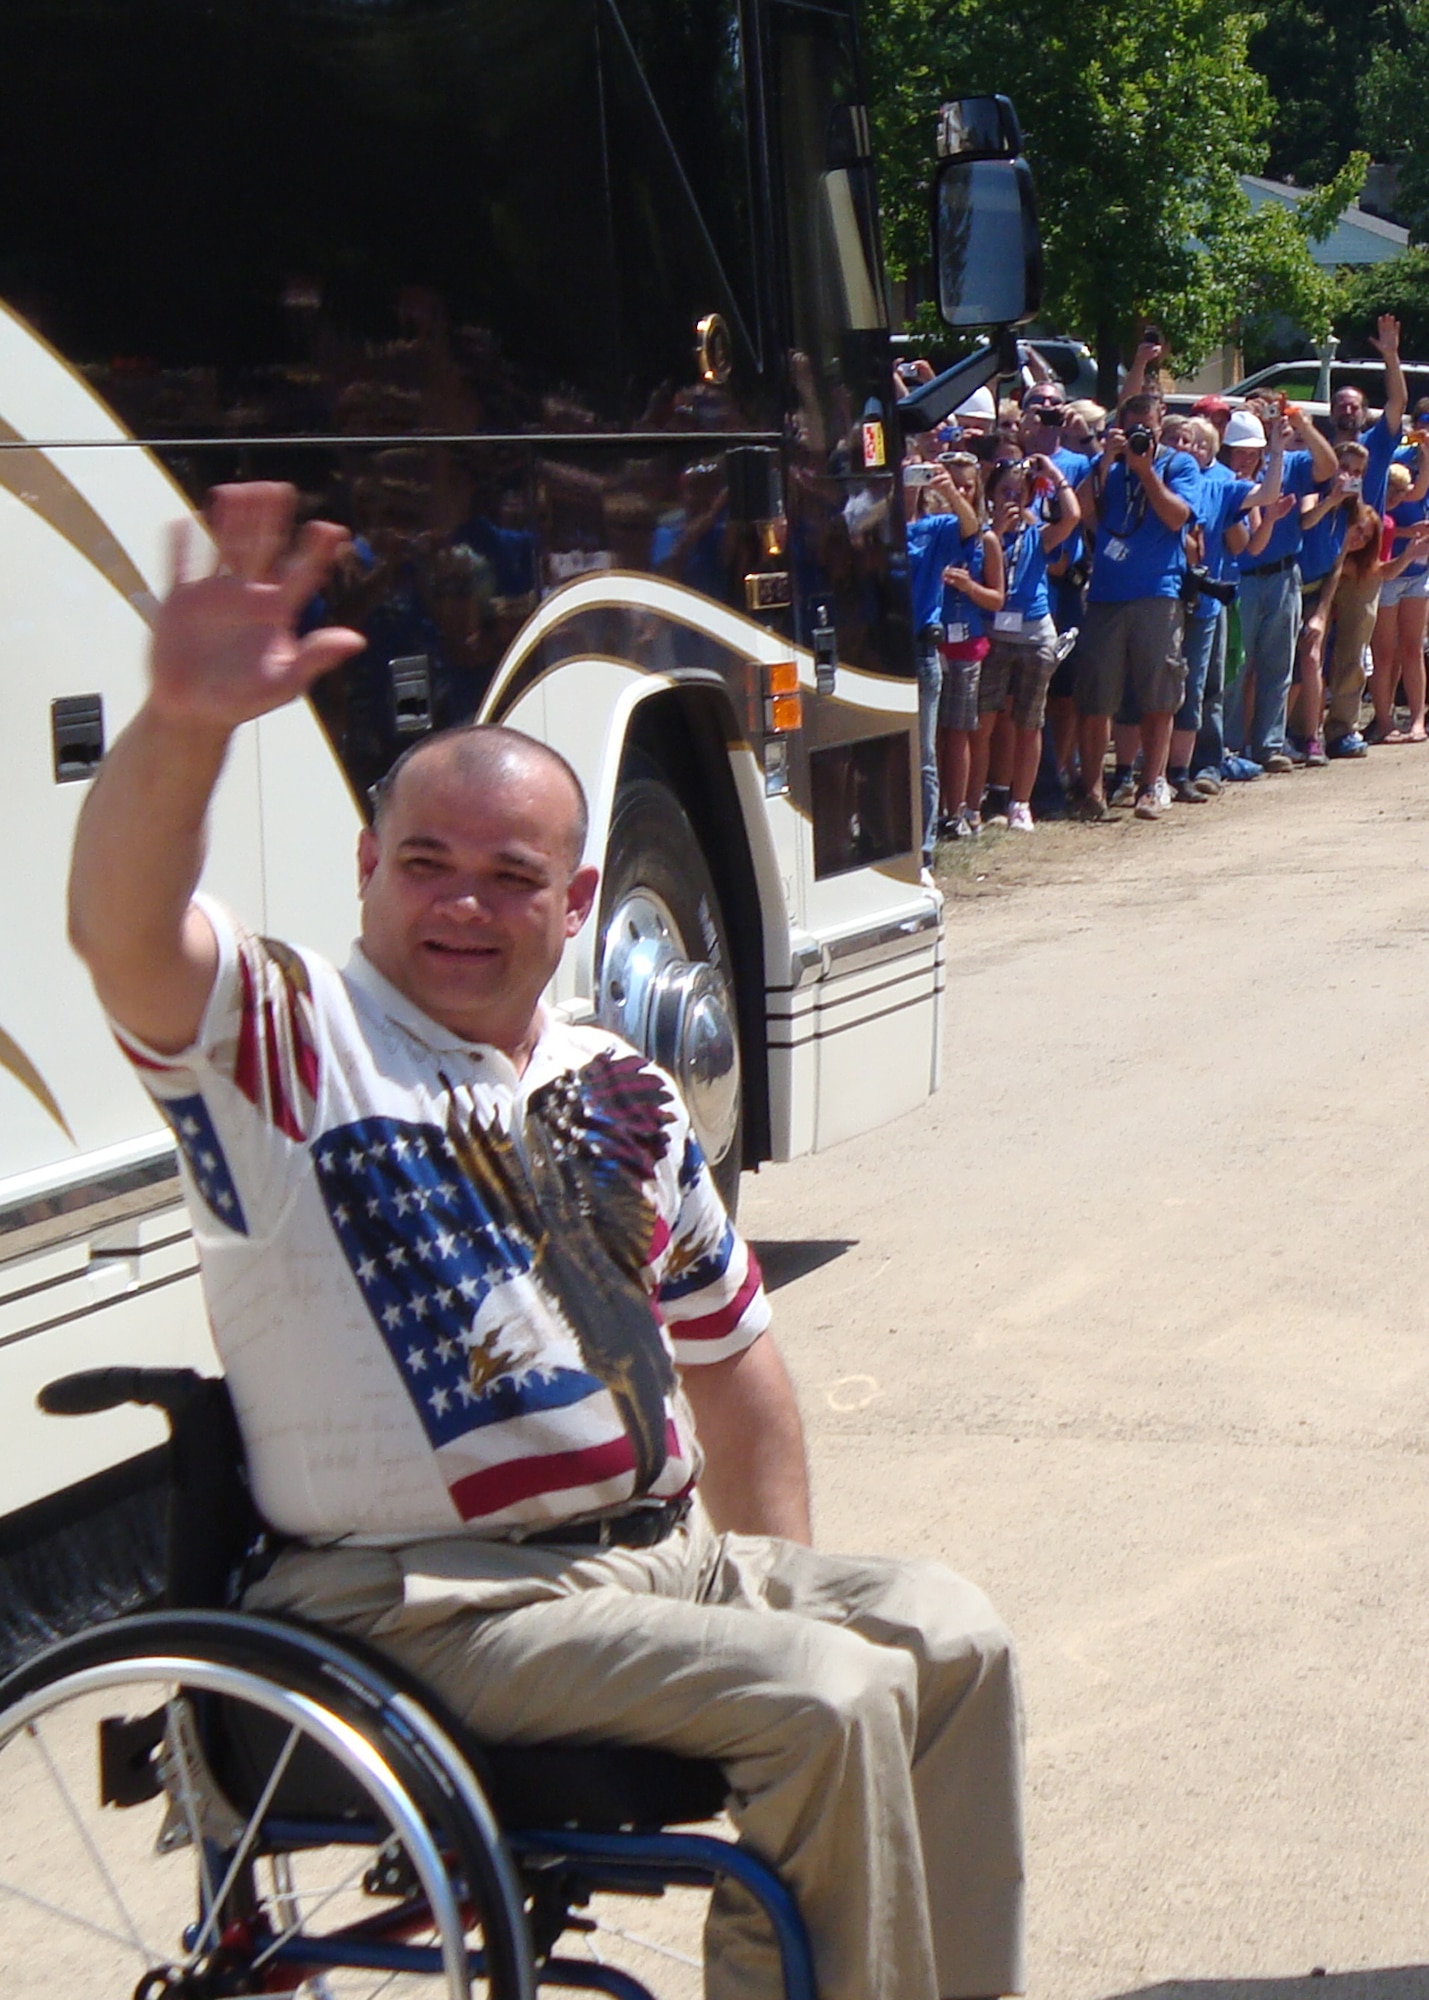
[1070, 392, 1200, 820]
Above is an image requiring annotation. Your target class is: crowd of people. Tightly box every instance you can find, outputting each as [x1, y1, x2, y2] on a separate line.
[900, 317, 1429, 874]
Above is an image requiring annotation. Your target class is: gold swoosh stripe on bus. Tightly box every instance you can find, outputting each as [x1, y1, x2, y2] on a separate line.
[0, 417, 155, 625]
[0, 1025, 76, 1143]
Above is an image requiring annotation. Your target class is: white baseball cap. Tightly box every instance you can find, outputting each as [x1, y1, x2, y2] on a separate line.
[954, 385, 997, 422]
[1222, 410, 1267, 450]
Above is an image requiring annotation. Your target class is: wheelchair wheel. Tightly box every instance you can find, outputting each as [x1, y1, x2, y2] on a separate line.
[0, 1612, 534, 2000]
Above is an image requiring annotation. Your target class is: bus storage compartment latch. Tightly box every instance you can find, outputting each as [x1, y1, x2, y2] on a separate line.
[52, 694, 105, 783]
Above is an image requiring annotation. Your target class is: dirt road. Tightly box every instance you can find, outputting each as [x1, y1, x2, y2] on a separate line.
[736, 747, 1429, 2000]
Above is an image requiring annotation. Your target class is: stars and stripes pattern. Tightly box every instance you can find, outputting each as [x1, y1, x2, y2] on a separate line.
[312, 1112, 662, 1523]
[160, 1094, 249, 1235]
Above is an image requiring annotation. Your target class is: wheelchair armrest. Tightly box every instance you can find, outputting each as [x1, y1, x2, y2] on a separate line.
[39, 1367, 214, 1425]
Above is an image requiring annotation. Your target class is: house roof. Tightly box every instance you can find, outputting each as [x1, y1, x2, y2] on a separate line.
[1239, 175, 1410, 268]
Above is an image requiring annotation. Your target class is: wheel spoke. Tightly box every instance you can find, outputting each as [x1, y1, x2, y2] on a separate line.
[189, 1716, 302, 1960]
[0, 1874, 153, 1957]
[26, 1718, 155, 1962]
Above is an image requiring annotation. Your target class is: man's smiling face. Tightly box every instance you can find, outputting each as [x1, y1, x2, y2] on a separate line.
[357, 739, 597, 1061]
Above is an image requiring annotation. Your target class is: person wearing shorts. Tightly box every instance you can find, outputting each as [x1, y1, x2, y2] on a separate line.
[936, 454, 1004, 838]
[1071, 392, 1200, 822]
[972, 455, 1080, 831]
[904, 460, 981, 868]
[1369, 436, 1429, 741]
[1171, 416, 1253, 797]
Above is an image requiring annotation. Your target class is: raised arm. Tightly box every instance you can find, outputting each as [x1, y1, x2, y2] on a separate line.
[67, 484, 362, 1053]
[1371, 315, 1407, 437]
[1029, 458, 1082, 550]
[1289, 402, 1337, 483]
[680, 1330, 813, 1543]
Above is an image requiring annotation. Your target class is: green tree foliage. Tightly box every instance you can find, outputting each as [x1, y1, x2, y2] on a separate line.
[864, 0, 1360, 389]
[1337, 250, 1429, 358]
[1248, 0, 1403, 185]
[1360, 3, 1429, 236]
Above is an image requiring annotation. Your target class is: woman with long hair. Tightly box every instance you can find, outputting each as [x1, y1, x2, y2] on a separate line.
[968, 455, 1081, 830]
[936, 454, 1005, 837]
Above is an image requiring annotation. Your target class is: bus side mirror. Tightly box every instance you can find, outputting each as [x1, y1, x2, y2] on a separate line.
[930, 95, 1042, 331]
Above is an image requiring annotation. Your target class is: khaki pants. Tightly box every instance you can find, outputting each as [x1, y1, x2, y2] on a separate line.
[1326, 576, 1380, 742]
[248, 1507, 1025, 2000]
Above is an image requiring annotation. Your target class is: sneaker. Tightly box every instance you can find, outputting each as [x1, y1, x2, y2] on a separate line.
[1305, 735, 1328, 767]
[1006, 801, 1035, 832]
[1191, 768, 1223, 796]
[1259, 749, 1295, 774]
[1221, 753, 1263, 782]
[949, 805, 979, 840]
[1325, 731, 1369, 760]
[1133, 785, 1164, 821]
[1069, 791, 1110, 821]
[1283, 734, 1309, 767]
[1171, 774, 1209, 804]
[1109, 771, 1138, 809]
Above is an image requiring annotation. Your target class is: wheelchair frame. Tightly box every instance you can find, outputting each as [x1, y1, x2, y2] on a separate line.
[0, 1370, 818, 2000]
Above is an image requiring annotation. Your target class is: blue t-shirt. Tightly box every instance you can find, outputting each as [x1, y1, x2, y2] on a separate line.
[941, 532, 990, 642]
[1086, 448, 1201, 605]
[1000, 519, 1053, 622]
[1188, 462, 1254, 618]
[1299, 495, 1351, 587]
[1361, 413, 1401, 514]
[1249, 449, 1318, 568]
[907, 512, 967, 632]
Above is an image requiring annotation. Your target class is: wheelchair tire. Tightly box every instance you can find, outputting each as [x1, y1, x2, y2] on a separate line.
[0, 1610, 535, 2000]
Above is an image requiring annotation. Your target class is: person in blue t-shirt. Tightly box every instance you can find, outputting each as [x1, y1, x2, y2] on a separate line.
[1328, 315, 1407, 516]
[1166, 415, 1254, 799]
[936, 454, 1005, 839]
[1369, 427, 1429, 741]
[1231, 399, 1337, 768]
[1290, 441, 1369, 761]
[1070, 393, 1202, 821]
[969, 455, 1080, 830]
[905, 460, 981, 871]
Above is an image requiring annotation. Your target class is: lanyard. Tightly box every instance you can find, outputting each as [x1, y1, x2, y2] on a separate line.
[1002, 520, 1036, 598]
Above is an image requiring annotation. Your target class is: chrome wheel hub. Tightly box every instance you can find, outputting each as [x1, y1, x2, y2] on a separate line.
[599, 891, 740, 1166]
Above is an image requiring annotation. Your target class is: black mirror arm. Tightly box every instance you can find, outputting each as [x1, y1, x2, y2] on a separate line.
[895, 327, 1019, 436]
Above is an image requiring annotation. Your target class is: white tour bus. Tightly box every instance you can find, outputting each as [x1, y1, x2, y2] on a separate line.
[0, 0, 1038, 1654]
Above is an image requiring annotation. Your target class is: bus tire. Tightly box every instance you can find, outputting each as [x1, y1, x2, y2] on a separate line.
[597, 778, 743, 1214]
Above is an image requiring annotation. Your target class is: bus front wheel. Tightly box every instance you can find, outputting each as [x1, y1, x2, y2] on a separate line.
[597, 778, 743, 1214]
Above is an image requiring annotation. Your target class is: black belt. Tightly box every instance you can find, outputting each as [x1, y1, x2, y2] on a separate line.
[1241, 554, 1298, 578]
[511, 1498, 691, 1550]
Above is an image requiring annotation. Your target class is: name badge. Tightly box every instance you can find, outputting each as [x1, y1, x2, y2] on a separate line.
[1105, 536, 1130, 563]
[994, 610, 1024, 634]
[945, 621, 970, 644]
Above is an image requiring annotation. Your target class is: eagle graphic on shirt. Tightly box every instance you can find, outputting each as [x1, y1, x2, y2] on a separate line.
[311, 1049, 681, 1515]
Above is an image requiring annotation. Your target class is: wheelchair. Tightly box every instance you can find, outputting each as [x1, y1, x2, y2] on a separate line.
[0, 1367, 817, 2000]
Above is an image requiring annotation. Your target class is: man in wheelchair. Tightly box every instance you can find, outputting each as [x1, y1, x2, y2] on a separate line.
[66, 484, 1025, 2000]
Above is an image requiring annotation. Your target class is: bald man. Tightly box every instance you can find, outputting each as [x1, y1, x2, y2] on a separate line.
[69, 484, 1025, 2000]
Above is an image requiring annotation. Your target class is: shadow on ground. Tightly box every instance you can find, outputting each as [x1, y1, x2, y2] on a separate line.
[1106, 1972, 1429, 2000]
[747, 1239, 856, 1292]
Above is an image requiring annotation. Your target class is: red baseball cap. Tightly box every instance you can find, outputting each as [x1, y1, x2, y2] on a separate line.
[1191, 394, 1232, 418]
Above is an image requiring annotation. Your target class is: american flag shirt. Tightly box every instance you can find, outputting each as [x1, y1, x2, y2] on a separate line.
[113, 898, 769, 1542]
